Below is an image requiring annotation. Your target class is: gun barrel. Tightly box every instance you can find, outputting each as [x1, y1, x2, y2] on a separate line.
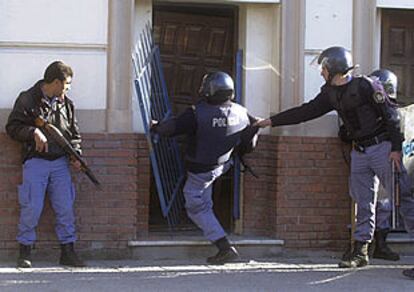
[84, 167, 102, 189]
[391, 161, 401, 229]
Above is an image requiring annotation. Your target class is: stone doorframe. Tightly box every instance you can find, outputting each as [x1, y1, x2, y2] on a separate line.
[353, 0, 414, 75]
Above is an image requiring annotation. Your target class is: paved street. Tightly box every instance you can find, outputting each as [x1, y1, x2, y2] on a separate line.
[1, 255, 414, 291]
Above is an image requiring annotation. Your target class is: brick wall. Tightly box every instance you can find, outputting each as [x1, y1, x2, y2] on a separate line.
[0, 133, 150, 256]
[0, 132, 350, 256]
[243, 136, 351, 250]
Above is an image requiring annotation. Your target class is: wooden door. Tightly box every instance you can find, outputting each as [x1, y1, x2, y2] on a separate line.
[381, 9, 414, 105]
[153, 4, 236, 114]
[151, 4, 237, 231]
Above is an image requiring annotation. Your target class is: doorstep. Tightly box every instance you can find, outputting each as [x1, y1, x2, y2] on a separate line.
[128, 234, 284, 261]
[386, 232, 414, 255]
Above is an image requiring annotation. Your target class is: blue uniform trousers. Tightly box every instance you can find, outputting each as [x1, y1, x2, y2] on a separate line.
[17, 157, 77, 245]
[350, 141, 394, 242]
[183, 161, 232, 242]
[350, 141, 414, 242]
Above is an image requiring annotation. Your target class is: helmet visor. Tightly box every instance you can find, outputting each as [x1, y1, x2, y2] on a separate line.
[383, 81, 397, 99]
[310, 54, 326, 72]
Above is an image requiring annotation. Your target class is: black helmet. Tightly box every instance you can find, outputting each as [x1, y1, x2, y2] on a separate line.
[369, 69, 397, 100]
[317, 46, 354, 79]
[199, 71, 234, 104]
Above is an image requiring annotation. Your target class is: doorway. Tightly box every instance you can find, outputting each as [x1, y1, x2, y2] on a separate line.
[381, 9, 414, 106]
[149, 3, 239, 232]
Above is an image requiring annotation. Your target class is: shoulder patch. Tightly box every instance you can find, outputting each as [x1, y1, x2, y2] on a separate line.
[373, 91, 385, 103]
[362, 74, 387, 104]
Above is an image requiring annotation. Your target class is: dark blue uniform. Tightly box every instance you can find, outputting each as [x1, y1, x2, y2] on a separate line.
[269, 76, 402, 243]
[155, 100, 254, 241]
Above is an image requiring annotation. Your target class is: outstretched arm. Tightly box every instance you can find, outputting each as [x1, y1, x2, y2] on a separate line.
[255, 91, 334, 128]
[152, 107, 197, 137]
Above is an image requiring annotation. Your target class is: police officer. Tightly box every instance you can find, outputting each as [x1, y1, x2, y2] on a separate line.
[152, 71, 258, 265]
[368, 69, 414, 279]
[256, 46, 403, 268]
[367, 69, 402, 261]
[6, 61, 85, 268]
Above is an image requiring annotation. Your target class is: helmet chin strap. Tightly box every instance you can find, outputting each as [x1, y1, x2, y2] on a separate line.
[327, 72, 335, 85]
[329, 70, 354, 86]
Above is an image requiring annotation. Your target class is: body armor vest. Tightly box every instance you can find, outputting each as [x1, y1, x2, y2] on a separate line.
[186, 101, 250, 167]
[323, 76, 385, 140]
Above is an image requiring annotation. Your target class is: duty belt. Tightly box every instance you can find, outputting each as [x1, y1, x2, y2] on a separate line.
[353, 132, 389, 152]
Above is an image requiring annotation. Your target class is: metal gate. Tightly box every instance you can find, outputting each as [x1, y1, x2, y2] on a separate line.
[132, 24, 186, 227]
[133, 24, 244, 228]
[233, 49, 243, 220]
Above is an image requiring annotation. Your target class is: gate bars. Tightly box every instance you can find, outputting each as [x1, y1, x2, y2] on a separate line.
[133, 24, 244, 228]
[132, 24, 186, 227]
[233, 49, 243, 220]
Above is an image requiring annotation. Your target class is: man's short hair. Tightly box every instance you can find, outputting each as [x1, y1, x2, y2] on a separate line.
[44, 61, 73, 83]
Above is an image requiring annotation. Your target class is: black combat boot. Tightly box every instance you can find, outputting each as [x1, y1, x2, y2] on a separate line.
[17, 244, 32, 268]
[59, 243, 86, 267]
[207, 237, 239, 265]
[403, 268, 414, 279]
[372, 230, 400, 261]
[338, 241, 369, 268]
[368, 240, 375, 258]
[341, 226, 353, 261]
[341, 243, 352, 261]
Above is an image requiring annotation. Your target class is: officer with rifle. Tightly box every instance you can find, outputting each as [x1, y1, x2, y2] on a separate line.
[6, 61, 90, 268]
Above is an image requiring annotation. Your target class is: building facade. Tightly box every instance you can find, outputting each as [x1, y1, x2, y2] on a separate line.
[0, 0, 413, 257]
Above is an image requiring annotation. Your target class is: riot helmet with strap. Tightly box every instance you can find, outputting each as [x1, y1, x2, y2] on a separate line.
[199, 71, 234, 104]
[369, 69, 398, 101]
[316, 46, 355, 82]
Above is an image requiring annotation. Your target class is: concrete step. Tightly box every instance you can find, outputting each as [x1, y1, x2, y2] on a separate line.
[128, 234, 284, 261]
[128, 232, 414, 261]
[386, 232, 414, 255]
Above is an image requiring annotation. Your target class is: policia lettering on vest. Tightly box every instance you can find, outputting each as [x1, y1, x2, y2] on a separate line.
[256, 46, 404, 269]
[152, 72, 259, 265]
[212, 116, 239, 128]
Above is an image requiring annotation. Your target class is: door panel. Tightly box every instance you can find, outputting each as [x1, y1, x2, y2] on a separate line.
[381, 10, 414, 105]
[154, 6, 235, 114]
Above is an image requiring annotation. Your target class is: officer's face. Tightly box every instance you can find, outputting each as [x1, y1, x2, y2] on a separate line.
[321, 66, 329, 81]
[52, 76, 72, 97]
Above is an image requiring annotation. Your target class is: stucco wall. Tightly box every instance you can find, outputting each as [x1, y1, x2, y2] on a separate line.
[0, 0, 108, 113]
[239, 4, 280, 121]
[133, 0, 152, 133]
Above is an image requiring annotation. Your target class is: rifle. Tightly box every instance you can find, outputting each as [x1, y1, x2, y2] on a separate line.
[238, 154, 259, 178]
[391, 161, 400, 229]
[34, 116, 102, 189]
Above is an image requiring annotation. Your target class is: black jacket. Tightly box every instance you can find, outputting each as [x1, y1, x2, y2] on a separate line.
[6, 80, 82, 162]
[270, 77, 402, 151]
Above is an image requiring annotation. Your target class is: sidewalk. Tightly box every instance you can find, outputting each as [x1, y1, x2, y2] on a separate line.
[1, 253, 413, 291]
